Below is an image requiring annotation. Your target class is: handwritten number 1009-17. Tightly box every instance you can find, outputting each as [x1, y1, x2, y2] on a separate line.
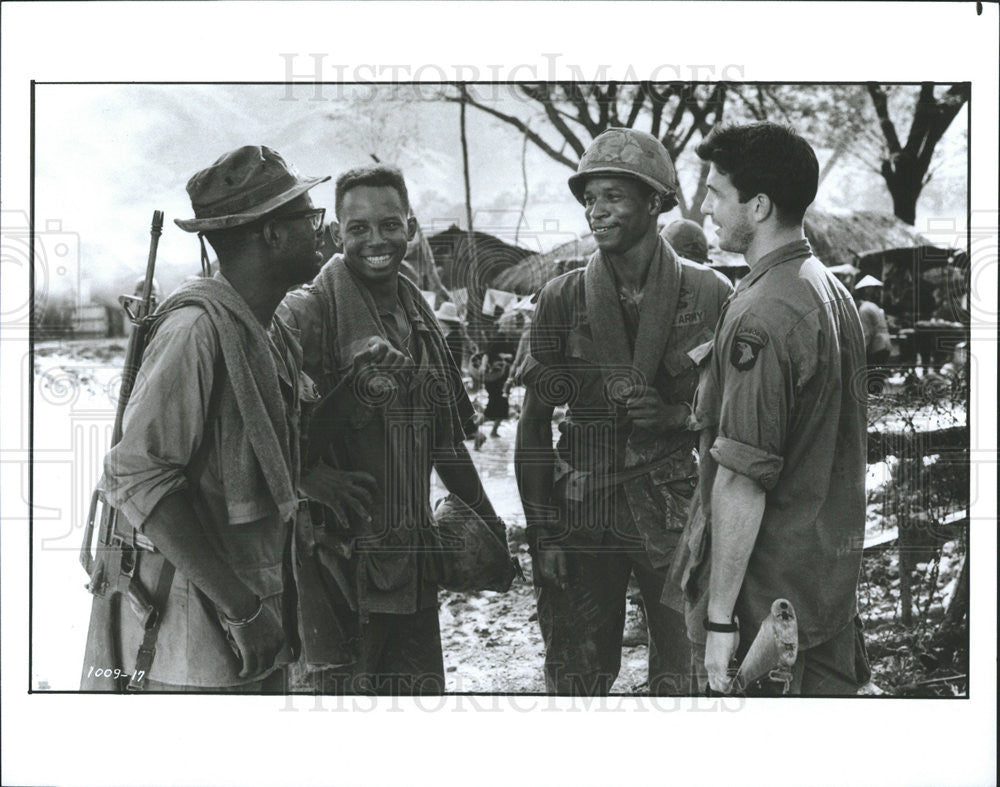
[86, 666, 144, 682]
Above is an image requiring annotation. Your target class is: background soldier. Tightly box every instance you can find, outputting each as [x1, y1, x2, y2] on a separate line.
[516, 129, 732, 695]
[682, 122, 871, 695]
[661, 218, 711, 265]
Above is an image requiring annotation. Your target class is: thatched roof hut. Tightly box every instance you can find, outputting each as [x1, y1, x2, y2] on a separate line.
[427, 225, 535, 343]
[427, 225, 534, 291]
[491, 233, 596, 295]
[802, 210, 930, 269]
[541, 233, 599, 262]
[479, 210, 933, 298]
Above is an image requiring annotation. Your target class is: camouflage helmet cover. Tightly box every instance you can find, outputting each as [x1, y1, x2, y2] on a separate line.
[568, 128, 679, 213]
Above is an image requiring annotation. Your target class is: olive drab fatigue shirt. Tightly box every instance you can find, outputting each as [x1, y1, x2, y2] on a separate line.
[99, 304, 304, 687]
[693, 239, 868, 649]
[522, 257, 732, 565]
[277, 285, 476, 616]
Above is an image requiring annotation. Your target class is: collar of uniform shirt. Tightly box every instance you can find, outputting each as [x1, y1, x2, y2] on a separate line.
[736, 239, 812, 294]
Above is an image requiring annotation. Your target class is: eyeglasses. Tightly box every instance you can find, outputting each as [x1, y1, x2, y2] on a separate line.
[269, 207, 326, 232]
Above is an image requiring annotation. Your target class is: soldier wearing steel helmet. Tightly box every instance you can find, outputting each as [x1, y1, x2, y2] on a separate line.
[661, 218, 711, 265]
[515, 128, 732, 695]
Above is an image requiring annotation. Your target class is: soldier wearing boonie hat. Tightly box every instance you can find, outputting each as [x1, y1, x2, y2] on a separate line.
[516, 128, 733, 696]
[89, 145, 370, 692]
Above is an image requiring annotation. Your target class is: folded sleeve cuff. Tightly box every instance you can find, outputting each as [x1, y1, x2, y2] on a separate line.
[709, 436, 784, 490]
[100, 471, 190, 532]
[518, 353, 545, 388]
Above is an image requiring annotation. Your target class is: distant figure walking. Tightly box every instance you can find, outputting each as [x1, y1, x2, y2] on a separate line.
[435, 301, 466, 370]
[482, 331, 518, 437]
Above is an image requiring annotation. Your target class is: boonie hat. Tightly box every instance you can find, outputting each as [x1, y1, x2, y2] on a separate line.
[661, 219, 709, 263]
[855, 275, 884, 290]
[175, 145, 329, 232]
[568, 128, 678, 212]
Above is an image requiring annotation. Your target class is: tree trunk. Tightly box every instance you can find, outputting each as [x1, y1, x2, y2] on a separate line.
[882, 153, 923, 225]
[867, 83, 969, 226]
[817, 136, 849, 188]
[460, 95, 474, 233]
[516, 126, 529, 245]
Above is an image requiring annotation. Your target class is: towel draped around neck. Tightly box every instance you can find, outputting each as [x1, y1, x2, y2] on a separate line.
[151, 274, 298, 524]
[310, 255, 473, 448]
[584, 235, 683, 399]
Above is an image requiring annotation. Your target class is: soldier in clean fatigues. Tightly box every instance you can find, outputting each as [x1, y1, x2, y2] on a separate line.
[675, 122, 871, 695]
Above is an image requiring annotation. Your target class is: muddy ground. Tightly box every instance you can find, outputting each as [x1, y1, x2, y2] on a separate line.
[34, 341, 966, 695]
[433, 394, 651, 694]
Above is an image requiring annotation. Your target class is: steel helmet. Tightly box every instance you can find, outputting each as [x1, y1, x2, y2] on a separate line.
[568, 128, 679, 213]
[661, 219, 709, 263]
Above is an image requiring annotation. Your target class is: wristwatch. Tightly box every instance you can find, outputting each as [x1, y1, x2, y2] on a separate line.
[703, 616, 739, 633]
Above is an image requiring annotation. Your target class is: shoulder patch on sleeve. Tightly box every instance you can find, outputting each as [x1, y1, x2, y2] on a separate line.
[731, 326, 769, 371]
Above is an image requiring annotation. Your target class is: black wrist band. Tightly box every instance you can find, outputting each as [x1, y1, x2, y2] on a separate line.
[703, 617, 739, 633]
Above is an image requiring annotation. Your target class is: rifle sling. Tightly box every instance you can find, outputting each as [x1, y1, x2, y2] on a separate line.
[126, 353, 226, 691]
[126, 560, 175, 691]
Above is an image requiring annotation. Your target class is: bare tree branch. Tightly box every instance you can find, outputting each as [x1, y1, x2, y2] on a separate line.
[606, 82, 623, 127]
[625, 82, 648, 127]
[521, 84, 587, 131]
[648, 83, 681, 140]
[445, 85, 578, 169]
[911, 83, 969, 172]
[760, 86, 793, 123]
[560, 82, 602, 137]
[594, 84, 611, 129]
[523, 85, 588, 159]
[730, 85, 764, 120]
[867, 83, 902, 153]
[661, 92, 689, 155]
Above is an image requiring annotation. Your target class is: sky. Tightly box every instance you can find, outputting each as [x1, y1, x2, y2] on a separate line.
[33, 82, 968, 308]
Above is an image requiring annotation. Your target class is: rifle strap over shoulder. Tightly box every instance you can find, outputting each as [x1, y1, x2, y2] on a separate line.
[126, 559, 175, 691]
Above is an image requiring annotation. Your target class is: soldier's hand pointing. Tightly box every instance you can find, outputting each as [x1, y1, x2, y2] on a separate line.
[351, 336, 412, 373]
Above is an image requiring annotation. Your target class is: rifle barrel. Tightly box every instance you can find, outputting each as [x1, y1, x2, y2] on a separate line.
[111, 210, 164, 446]
[138, 210, 164, 308]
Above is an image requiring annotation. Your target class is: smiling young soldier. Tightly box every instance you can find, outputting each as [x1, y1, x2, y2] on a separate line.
[679, 122, 871, 695]
[277, 165, 504, 695]
[515, 128, 732, 695]
[87, 145, 371, 691]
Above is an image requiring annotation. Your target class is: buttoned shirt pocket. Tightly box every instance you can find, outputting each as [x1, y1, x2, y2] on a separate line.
[564, 327, 608, 402]
[623, 451, 698, 570]
[635, 454, 698, 532]
[566, 328, 598, 363]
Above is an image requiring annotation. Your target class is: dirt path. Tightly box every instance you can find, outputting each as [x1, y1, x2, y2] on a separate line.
[434, 416, 649, 694]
